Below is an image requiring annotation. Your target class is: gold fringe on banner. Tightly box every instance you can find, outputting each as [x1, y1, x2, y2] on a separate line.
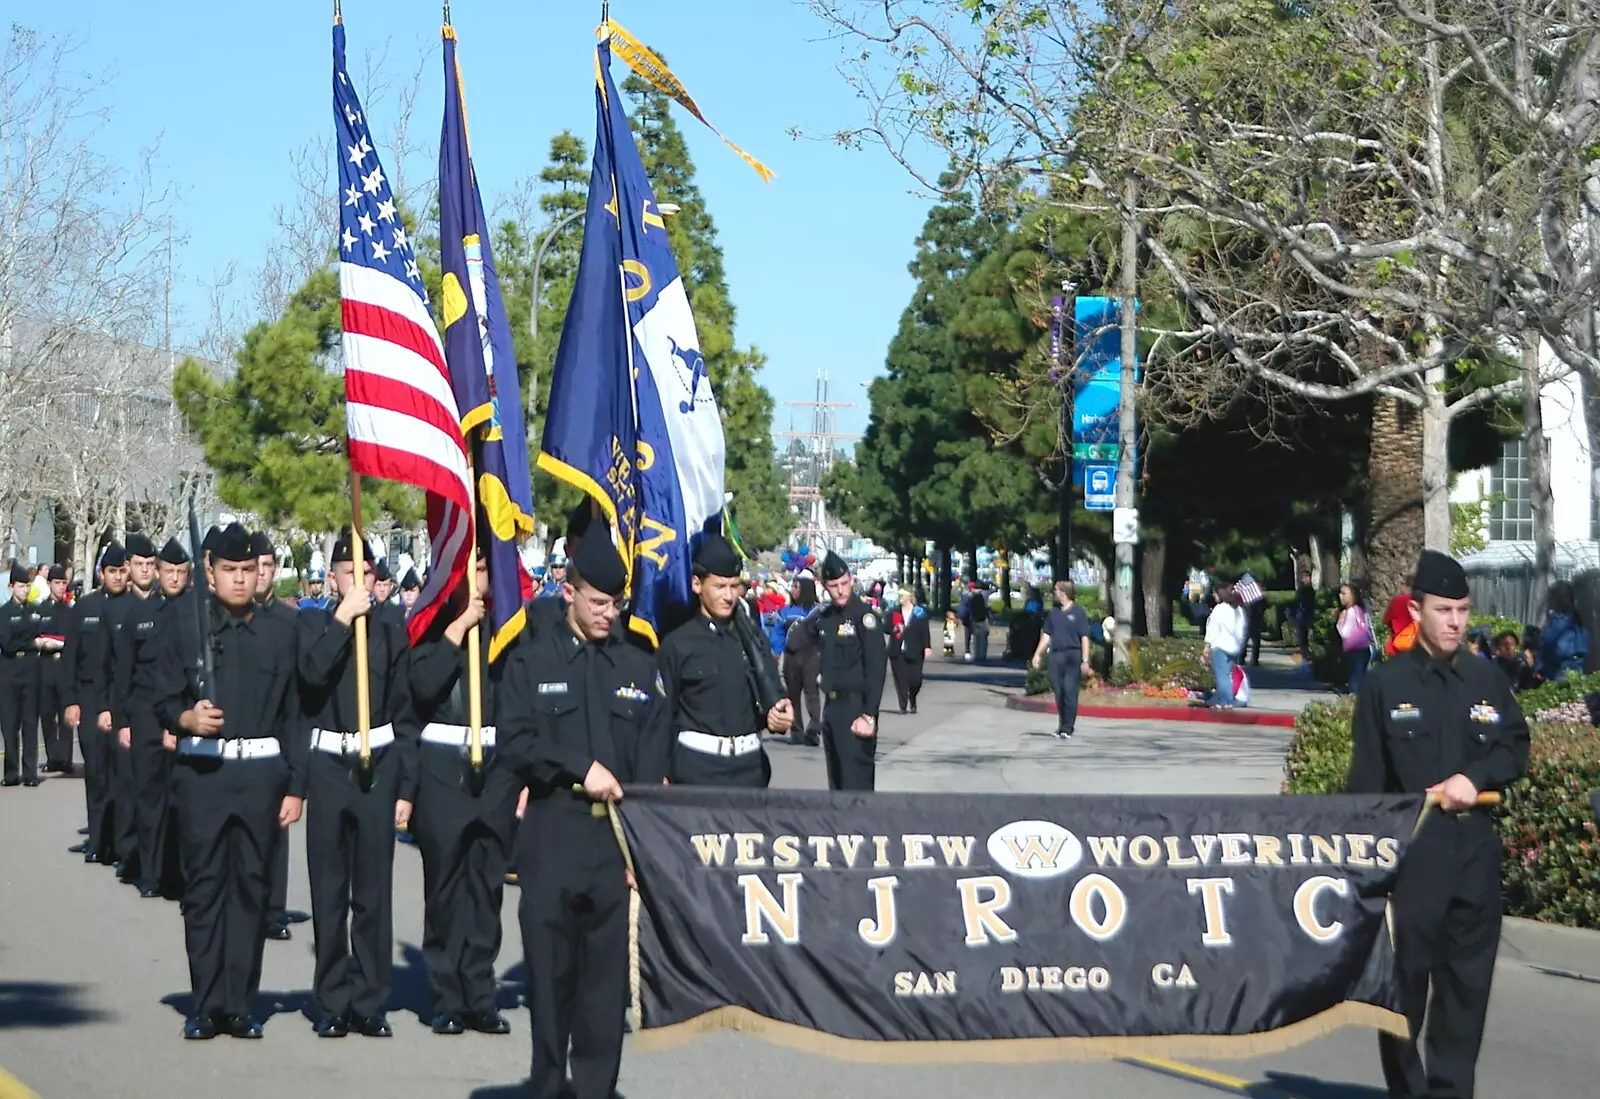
[601, 20, 776, 184]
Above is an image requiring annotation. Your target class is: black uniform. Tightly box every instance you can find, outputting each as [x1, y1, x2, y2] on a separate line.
[151, 581, 308, 1032]
[501, 600, 671, 1099]
[297, 591, 413, 1031]
[35, 593, 73, 773]
[0, 590, 41, 785]
[405, 628, 521, 1032]
[64, 584, 120, 857]
[115, 589, 179, 896]
[885, 604, 931, 714]
[658, 614, 771, 787]
[253, 595, 296, 940]
[103, 588, 152, 873]
[807, 589, 887, 792]
[1346, 554, 1529, 1099]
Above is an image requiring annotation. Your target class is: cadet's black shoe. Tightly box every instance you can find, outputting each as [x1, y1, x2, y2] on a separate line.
[82, 847, 100, 864]
[182, 1015, 218, 1040]
[226, 1015, 264, 1039]
[1, 777, 19, 787]
[264, 921, 291, 942]
[22, 777, 39, 787]
[466, 1010, 510, 1035]
[804, 731, 821, 747]
[313, 1015, 349, 1038]
[429, 1012, 465, 1035]
[350, 1013, 392, 1038]
[138, 884, 162, 899]
[910, 703, 918, 714]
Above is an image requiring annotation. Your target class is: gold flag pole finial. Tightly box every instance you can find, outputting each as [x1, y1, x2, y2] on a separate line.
[334, 0, 342, 26]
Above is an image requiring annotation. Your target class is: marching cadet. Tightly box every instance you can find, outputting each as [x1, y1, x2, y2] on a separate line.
[36, 566, 73, 775]
[64, 543, 128, 862]
[405, 549, 519, 1036]
[300, 568, 334, 611]
[658, 533, 793, 787]
[399, 569, 422, 614]
[806, 551, 888, 791]
[114, 538, 191, 898]
[105, 533, 158, 882]
[1347, 550, 1529, 1099]
[251, 530, 296, 942]
[153, 523, 306, 1040]
[0, 561, 41, 786]
[297, 530, 412, 1039]
[500, 530, 670, 1099]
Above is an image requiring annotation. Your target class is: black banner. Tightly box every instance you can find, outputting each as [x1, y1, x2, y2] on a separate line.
[617, 787, 1424, 1062]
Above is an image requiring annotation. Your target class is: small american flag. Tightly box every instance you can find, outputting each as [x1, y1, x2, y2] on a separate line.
[1234, 574, 1265, 606]
[334, 20, 472, 642]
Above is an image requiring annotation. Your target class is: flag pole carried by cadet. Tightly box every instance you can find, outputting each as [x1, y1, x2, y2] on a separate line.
[437, 0, 537, 779]
[347, 474, 372, 769]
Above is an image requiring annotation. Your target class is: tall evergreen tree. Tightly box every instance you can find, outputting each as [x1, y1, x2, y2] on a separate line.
[623, 68, 791, 551]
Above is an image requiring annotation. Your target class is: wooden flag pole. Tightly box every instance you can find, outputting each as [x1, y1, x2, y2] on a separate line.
[350, 471, 373, 768]
[466, 456, 484, 773]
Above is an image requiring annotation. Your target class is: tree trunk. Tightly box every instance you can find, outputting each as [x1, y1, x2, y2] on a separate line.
[1421, 383, 1451, 551]
[1315, 532, 1341, 591]
[1111, 173, 1140, 669]
[1524, 337, 1555, 622]
[999, 561, 1012, 611]
[1140, 537, 1168, 637]
[1367, 394, 1425, 610]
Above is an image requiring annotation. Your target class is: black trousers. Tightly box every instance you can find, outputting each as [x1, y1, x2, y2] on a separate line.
[517, 802, 629, 1099]
[171, 752, 287, 1020]
[39, 656, 69, 769]
[0, 657, 40, 782]
[130, 713, 176, 891]
[821, 690, 876, 791]
[267, 825, 289, 929]
[783, 649, 822, 737]
[79, 703, 114, 854]
[1047, 652, 1083, 734]
[411, 747, 519, 1017]
[112, 735, 139, 869]
[1378, 818, 1502, 1099]
[306, 745, 399, 1020]
[670, 737, 770, 788]
[889, 656, 923, 711]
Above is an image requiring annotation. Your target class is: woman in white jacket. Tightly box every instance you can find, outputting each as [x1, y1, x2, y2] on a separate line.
[1202, 583, 1248, 708]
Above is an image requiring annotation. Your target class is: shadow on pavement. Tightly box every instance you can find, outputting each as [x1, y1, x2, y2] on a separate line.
[0, 980, 112, 1028]
[392, 941, 435, 1020]
[1260, 1073, 1388, 1099]
[159, 988, 315, 1024]
[466, 1086, 530, 1099]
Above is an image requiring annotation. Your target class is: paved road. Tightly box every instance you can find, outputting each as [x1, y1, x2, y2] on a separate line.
[2, 659, 1597, 1099]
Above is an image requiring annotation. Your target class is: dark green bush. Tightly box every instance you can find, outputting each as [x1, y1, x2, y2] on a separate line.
[1518, 671, 1600, 716]
[1471, 613, 1524, 640]
[1024, 664, 1050, 696]
[1108, 637, 1213, 691]
[1283, 699, 1600, 928]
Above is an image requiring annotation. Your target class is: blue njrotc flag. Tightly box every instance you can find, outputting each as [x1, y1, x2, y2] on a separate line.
[541, 31, 727, 646]
[437, 20, 536, 660]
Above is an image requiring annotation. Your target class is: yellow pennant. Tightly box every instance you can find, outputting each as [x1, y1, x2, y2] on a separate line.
[603, 20, 776, 185]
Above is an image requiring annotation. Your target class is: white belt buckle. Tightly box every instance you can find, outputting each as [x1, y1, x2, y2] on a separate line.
[221, 738, 245, 760]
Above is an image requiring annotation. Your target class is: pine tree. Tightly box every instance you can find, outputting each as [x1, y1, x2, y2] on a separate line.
[623, 68, 791, 551]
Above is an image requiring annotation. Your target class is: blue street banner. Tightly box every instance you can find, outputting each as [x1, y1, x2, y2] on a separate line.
[539, 30, 727, 647]
[1072, 297, 1139, 485]
[438, 21, 536, 660]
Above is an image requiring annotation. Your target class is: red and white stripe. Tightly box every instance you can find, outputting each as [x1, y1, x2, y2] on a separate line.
[340, 262, 472, 642]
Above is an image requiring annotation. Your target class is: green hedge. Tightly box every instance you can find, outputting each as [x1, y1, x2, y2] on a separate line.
[1283, 697, 1600, 928]
[1108, 637, 1214, 691]
[1518, 671, 1600, 716]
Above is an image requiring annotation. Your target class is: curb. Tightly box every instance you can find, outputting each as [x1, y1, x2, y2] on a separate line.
[0, 1065, 41, 1099]
[1006, 694, 1298, 728]
[1500, 915, 1600, 981]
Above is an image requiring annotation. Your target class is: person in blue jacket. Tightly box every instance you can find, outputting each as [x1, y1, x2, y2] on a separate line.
[1539, 580, 1589, 681]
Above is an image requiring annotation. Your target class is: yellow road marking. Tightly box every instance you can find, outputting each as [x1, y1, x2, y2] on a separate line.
[1122, 1056, 1295, 1096]
[0, 1065, 42, 1099]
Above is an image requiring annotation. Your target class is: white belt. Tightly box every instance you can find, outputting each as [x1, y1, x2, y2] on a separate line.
[677, 730, 762, 758]
[178, 736, 281, 760]
[311, 724, 395, 755]
[421, 722, 496, 748]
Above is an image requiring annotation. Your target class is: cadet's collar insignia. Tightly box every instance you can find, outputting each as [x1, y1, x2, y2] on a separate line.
[837, 621, 856, 637]
[615, 685, 651, 703]
[655, 671, 666, 695]
[862, 612, 877, 630]
[537, 682, 569, 695]
[1470, 703, 1501, 724]
[28, 612, 39, 621]
[1389, 703, 1421, 721]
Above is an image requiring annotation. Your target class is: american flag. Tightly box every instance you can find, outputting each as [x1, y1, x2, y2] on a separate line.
[1234, 573, 1265, 606]
[334, 21, 472, 641]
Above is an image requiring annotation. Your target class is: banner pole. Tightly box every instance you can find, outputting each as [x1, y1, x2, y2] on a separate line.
[607, 802, 642, 1028]
[466, 452, 483, 774]
[350, 470, 373, 769]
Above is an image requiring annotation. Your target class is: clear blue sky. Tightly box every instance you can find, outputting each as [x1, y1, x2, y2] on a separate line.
[33, 0, 935, 438]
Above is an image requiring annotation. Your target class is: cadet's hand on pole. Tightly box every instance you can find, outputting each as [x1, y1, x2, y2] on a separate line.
[181, 700, 225, 737]
[625, 868, 637, 890]
[851, 715, 876, 739]
[444, 592, 486, 646]
[97, 710, 112, 732]
[278, 795, 303, 827]
[333, 584, 372, 626]
[162, 731, 177, 751]
[766, 699, 795, 734]
[515, 787, 529, 820]
[394, 799, 413, 827]
[1426, 773, 1480, 812]
[583, 760, 623, 803]
[117, 726, 131, 750]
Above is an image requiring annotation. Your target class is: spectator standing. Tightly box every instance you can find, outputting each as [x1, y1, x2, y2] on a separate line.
[1336, 583, 1375, 696]
[1293, 569, 1318, 665]
[964, 583, 992, 663]
[1382, 577, 1419, 657]
[1203, 583, 1248, 709]
[1031, 581, 1092, 741]
[780, 576, 822, 746]
[885, 589, 931, 714]
[1493, 631, 1538, 691]
[1538, 580, 1589, 682]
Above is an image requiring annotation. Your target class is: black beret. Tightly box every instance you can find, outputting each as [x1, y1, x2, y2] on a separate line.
[9, 562, 30, 585]
[1413, 549, 1469, 600]
[372, 561, 391, 583]
[694, 533, 742, 578]
[100, 541, 128, 569]
[820, 550, 850, 583]
[248, 531, 273, 558]
[400, 568, 421, 590]
[157, 538, 190, 565]
[211, 523, 255, 563]
[126, 533, 156, 559]
[47, 565, 67, 582]
[571, 527, 627, 597]
[331, 531, 376, 565]
[201, 526, 220, 556]
[567, 499, 595, 543]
